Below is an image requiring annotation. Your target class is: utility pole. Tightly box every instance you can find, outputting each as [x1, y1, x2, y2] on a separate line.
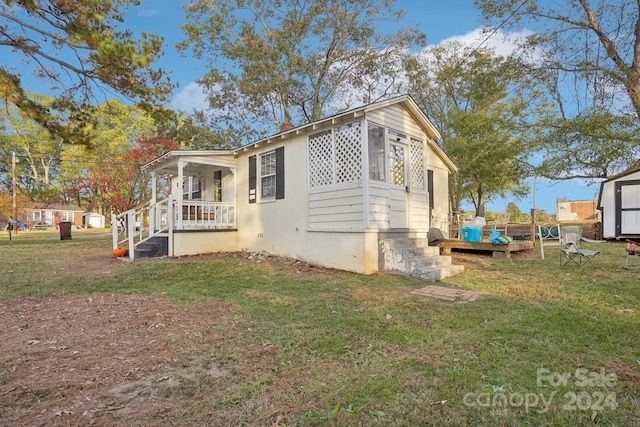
[12, 151, 17, 221]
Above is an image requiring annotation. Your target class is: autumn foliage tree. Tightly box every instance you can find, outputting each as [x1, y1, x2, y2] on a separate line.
[68, 136, 178, 214]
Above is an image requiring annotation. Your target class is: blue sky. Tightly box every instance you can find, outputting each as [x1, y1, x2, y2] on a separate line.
[125, 1, 600, 215]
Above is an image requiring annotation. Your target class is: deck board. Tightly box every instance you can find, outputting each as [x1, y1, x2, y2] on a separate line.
[439, 240, 535, 258]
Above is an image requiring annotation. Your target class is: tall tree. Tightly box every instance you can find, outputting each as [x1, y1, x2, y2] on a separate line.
[474, 0, 640, 179]
[179, 0, 425, 145]
[405, 42, 541, 216]
[0, 94, 64, 200]
[0, 0, 173, 143]
[58, 99, 158, 213]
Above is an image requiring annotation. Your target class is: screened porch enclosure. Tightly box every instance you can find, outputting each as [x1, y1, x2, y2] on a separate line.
[306, 119, 430, 232]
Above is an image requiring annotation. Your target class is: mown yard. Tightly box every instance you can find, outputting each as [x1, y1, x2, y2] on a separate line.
[0, 229, 638, 426]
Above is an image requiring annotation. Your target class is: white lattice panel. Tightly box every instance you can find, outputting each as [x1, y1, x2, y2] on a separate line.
[308, 130, 334, 188]
[335, 123, 362, 184]
[410, 138, 424, 189]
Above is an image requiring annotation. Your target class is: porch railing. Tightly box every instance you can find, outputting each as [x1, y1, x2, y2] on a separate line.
[178, 200, 235, 229]
[112, 198, 235, 260]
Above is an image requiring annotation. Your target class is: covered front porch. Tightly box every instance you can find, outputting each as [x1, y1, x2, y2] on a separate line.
[112, 150, 238, 259]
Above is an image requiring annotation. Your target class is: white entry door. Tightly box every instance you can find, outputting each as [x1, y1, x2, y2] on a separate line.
[388, 142, 409, 229]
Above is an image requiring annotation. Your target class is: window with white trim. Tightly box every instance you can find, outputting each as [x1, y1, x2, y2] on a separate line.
[249, 147, 284, 203]
[368, 123, 386, 182]
[260, 151, 277, 200]
[389, 143, 405, 186]
[213, 170, 222, 202]
[27, 210, 41, 221]
[182, 176, 201, 200]
[61, 211, 74, 222]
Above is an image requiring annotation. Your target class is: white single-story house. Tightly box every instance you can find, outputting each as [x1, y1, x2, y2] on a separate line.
[598, 168, 640, 239]
[113, 95, 464, 280]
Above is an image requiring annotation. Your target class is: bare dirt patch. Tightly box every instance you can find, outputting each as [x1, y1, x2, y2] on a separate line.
[58, 254, 130, 279]
[0, 294, 238, 426]
[0, 250, 345, 426]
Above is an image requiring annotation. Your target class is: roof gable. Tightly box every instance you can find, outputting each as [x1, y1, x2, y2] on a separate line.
[233, 94, 456, 172]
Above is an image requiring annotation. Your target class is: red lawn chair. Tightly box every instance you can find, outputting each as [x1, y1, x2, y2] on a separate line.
[624, 240, 640, 270]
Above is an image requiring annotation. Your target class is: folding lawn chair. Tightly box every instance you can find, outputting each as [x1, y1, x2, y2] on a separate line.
[624, 239, 640, 270]
[559, 225, 605, 270]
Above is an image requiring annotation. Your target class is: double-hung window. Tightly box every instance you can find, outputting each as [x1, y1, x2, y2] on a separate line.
[249, 147, 284, 203]
[260, 151, 277, 200]
[182, 176, 201, 200]
[28, 211, 41, 222]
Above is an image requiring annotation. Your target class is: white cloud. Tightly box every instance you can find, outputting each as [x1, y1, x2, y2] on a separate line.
[171, 82, 209, 112]
[138, 9, 161, 17]
[434, 28, 535, 57]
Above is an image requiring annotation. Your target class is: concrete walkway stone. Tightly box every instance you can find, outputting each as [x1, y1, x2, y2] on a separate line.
[411, 285, 487, 303]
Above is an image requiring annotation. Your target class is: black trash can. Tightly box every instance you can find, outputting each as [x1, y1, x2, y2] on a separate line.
[59, 221, 72, 240]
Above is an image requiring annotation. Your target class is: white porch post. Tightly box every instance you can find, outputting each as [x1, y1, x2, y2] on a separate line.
[111, 214, 118, 250]
[168, 200, 174, 256]
[177, 160, 184, 229]
[361, 119, 370, 230]
[151, 171, 157, 204]
[127, 211, 135, 260]
[231, 166, 237, 224]
[150, 171, 157, 232]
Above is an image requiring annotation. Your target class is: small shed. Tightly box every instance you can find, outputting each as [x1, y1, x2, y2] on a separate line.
[598, 168, 640, 239]
[83, 212, 105, 228]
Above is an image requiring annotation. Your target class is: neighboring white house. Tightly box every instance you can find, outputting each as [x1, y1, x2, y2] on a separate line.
[598, 168, 640, 239]
[113, 95, 463, 279]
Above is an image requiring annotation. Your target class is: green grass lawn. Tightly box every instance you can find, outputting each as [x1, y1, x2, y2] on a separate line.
[0, 231, 638, 426]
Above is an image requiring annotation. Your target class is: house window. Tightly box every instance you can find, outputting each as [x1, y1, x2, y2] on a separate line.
[182, 176, 201, 200]
[214, 170, 222, 202]
[249, 147, 284, 203]
[368, 124, 386, 182]
[260, 151, 277, 200]
[389, 143, 405, 186]
[27, 211, 41, 222]
[61, 211, 74, 222]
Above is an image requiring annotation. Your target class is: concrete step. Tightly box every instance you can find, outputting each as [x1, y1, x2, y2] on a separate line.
[379, 236, 465, 281]
[410, 264, 466, 282]
[401, 245, 441, 258]
[404, 255, 454, 271]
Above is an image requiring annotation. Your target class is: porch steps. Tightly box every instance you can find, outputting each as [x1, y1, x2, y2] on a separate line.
[379, 236, 464, 282]
[134, 236, 168, 259]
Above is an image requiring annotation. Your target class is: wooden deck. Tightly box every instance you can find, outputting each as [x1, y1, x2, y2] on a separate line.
[439, 239, 535, 258]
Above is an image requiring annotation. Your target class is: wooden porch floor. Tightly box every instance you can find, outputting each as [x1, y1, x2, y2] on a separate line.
[438, 239, 535, 258]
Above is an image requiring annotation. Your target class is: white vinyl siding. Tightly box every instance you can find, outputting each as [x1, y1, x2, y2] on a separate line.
[308, 185, 364, 230]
